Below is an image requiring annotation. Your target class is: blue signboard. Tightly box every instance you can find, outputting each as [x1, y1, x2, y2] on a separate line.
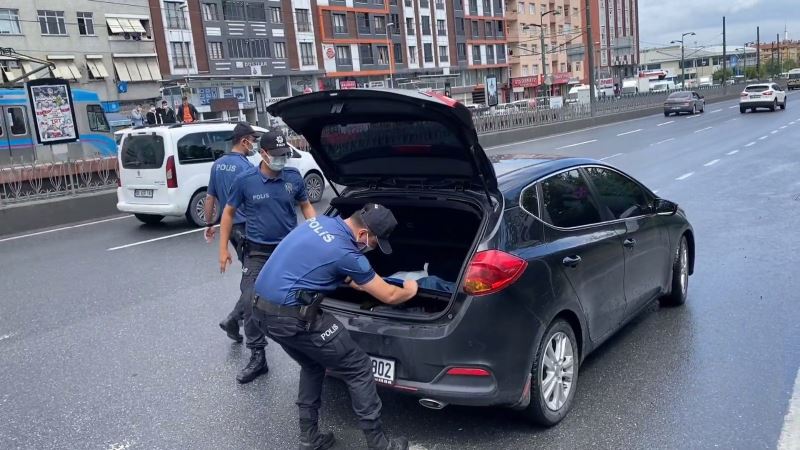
[198, 87, 219, 106]
[117, 81, 128, 93]
[102, 101, 121, 113]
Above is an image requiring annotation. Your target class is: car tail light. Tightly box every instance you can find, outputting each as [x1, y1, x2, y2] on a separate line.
[463, 250, 527, 296]
[166, 156, 178, 188]
[116, 159, 121, 187]
[740, 92, 749, 97]
[683, 102, 691, 106]
[763, 90, 773, 96]
[446, 367, 491, 377]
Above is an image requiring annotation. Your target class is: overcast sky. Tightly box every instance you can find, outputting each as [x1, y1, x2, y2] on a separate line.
[639, 0, 800, 50]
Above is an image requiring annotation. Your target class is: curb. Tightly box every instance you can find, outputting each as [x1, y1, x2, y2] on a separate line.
[0, 191, 120, 237]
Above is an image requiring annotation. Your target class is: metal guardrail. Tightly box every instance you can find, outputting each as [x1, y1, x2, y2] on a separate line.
[0, 158, 118, 205]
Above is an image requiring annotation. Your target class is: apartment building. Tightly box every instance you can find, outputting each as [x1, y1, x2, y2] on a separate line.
[148, 0, 209, 79]
[505, 0, 584, 100]
[0, 1, 162, 114]
[586, 0, 639, 88]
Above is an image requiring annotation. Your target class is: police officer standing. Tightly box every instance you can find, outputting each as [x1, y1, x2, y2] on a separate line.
[218, 130, 316, 384]
[204, 123, 256, 343]
[251, 204, 415, 449]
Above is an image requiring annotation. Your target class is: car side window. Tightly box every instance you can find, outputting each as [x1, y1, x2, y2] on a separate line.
[583, 167, 652, 220]
[520, 183, 539, 217]
[208, 131, 233, 160]
[540, 169, 603, 228]
[177, 132, 214, 165]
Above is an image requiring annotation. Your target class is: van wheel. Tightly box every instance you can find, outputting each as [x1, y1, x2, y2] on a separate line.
[134, 214, 164, 225]
[186, 190, 209, 227]
[660, 235, 689, 307]
[523, 319, 579, 427]
[304, 172, 325, 204]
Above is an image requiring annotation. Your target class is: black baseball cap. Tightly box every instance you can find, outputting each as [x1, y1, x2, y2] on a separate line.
[231, 122, 258, 143]
[359, 203, 397, 254]
[260, 129, 291, 156]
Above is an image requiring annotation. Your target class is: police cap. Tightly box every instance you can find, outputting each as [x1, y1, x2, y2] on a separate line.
[359, 203, 397, 255]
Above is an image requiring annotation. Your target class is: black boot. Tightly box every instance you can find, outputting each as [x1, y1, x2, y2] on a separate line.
[236, 348, 268, 384]
[364, 427, 409, 450]
[298, 419, 335, 450]
[219, 316, 243, 343]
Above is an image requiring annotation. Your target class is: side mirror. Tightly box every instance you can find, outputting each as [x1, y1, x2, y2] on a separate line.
[655, 198, 678, 215]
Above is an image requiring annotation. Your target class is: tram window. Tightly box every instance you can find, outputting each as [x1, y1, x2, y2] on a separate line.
[87, 104, 110, 132]
[8, 107, 27, 136]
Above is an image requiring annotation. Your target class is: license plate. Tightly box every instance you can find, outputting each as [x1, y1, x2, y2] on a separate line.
[134, 189, 153, 198]
[671, 107, 681, 110]
[370, 356, 395, 385]
[750, 95, 761, 99]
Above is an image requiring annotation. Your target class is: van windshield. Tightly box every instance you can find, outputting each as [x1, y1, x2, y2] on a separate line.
[121, 135, 165, 169]
[789, 73, 800, 80]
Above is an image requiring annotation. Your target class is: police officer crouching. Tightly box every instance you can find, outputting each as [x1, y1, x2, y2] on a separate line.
[251, 204, 416, 449]
[218, 129, 316, 383]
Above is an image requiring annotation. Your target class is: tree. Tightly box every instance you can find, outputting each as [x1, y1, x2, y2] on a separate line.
[765, 59, 783, 76]
[783, 59, 798, 72]
[712, 68, 733, 82]
[745, 66, 766, 80]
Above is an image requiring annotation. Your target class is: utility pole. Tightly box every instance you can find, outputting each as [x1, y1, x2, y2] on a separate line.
[722, 17, 727, 86]
[743, 43, 747, 79]
[777, 33, 781, 73]
[671, 32, 695, 88]
[538, 8, 559, 98]
[756, 26, 760, 75]
[585, 0, 596, 115]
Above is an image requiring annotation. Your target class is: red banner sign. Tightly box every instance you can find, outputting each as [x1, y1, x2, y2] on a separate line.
[339, 80, 356, 89]
[551, 72, 572, 85]
[511, 76, 541, 88]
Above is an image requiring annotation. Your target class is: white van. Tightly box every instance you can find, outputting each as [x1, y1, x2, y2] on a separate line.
[116, 122, 325, 226]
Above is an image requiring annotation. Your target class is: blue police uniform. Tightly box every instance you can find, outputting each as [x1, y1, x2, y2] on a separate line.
[250, 215, 386, 441]
[207, 152, 252, 261]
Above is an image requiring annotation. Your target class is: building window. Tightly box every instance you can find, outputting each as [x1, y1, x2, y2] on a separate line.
[497, 20, 504, 36]
[517, 2, 524, 13]
[393, 43, 403, 63]
[0, 9, 21, 34]
[250, 39, 271, 58]
[208, 42, 224, 59]
[522, 65, 529, 76]
[270, 7, 282, 23]
[408, 46, 417, 64]
[529, 3, 535, 14]
[247, 3, 267, 22]
[483, 0, 491, 14]
[420, 0, 429, 8]
[472, 45, 481, 63]
[439, 45, 448, 62]
[436, 19, 446, 36]
[457, 43, 466, 60]
[375, 15, 386, 34]
[436, 0, 445, 9]
[486, 44, 494, 61]
[456, 18, 464, 35]
[295, 9, 311, 32]
[77, 12, 95, 36]
[203, 3, 220, 21]
[496, 43, 505, 60]
[374, 0, 385, 5]
[358, 13, 370, 33]
[172, 42, 193, 68]
[484, 21, 492, 37]
[336, 45, 352, 65]
[421, 16, 431, 35]
[377, 46, 389, 65]
[38, 10, 67, 36]
[332, 13, 347, 34]
[300, 42, 315, 65]
[453, 0, 462, 11]
[228, 39, 251, 58]
[274, 41, 286, 58]
[223, 1, 246, 21]
[406, 18, 415, 36]
[423, 43, 433, 62]
[359, 44, 374, 64]
[165, 2, 188, 28]
[390, 14, 400, 34]
[471, 21, 479, 38]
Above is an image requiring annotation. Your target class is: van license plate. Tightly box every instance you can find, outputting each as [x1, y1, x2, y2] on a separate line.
[370, 356, 395, 385]
[134, 189, 153, 198]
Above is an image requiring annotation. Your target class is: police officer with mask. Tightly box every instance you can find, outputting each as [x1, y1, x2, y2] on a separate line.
[218, 130, 316, 384]
[205, 123, 256, 343]
[251, 204, 415, 449]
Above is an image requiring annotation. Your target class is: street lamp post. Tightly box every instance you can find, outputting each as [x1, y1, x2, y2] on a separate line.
[386, 22, 395, 88]
[523, 9, 559, 99]
[671, 32, 695, 88]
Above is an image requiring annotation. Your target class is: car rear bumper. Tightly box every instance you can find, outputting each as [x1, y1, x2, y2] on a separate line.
[740, 100, 779, 108]
[664, 106, 692, 113]
[116, 188, 185, 216]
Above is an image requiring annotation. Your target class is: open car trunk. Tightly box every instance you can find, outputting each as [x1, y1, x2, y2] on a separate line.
[322, 194, 486, 320]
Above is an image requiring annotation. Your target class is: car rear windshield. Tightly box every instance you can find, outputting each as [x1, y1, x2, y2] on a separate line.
[745, 85, 770, 92]
[667, 92, 691, 99]
[320, 121, 462, 162]
[121, 135, 165, 169]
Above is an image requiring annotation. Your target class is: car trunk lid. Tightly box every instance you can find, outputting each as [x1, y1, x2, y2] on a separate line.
[118, 131, 171, 205]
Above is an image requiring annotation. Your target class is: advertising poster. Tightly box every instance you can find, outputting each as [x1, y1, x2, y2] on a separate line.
[26, 78, 79, 145]
[486, 76, 498, 107]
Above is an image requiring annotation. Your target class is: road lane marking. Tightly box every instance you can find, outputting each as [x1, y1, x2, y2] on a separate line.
[556, 139, 597, 150]
[727, 150, 739, 155]
[676, 172, 694, 181]
[710, 109, 722, 113]
[652, 138, 675, 146]
[107, 228, 204, 251]
[778, 368, 800, 450]
[694, 126, 713, 133]
[745, 142, 756, 147]
[685, 115, 701, 119]
[729, 105, 738, 109]
[0, 333, 17, 342]
[617, 129, 642, 136]
[0, 215, 134, 244]
[656, 121, 674, 126]
[759, 135, 768, 140]
[704, 159, 720, 167]
[600, 153, 624, 161]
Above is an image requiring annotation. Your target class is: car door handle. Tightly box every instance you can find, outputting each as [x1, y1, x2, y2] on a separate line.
[562, 255, 582, 268]
[623, 238, 636, 248]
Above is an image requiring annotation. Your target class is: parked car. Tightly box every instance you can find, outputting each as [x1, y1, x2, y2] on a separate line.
[786, 69, 800, 91]
[739, 83, 787, 113]
[116, 122, 326, 226]
[267, 89, 696, 426]
[663, 91, 706, 116]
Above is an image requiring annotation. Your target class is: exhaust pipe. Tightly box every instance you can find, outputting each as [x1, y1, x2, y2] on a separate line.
[418, 398, 448, 410]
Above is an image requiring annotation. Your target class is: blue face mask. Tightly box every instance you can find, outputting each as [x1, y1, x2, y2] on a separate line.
[267, 155, 287, 171]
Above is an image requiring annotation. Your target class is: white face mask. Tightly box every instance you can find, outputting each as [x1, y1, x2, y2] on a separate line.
[267, 155, 288, 171]
[356, 231, 375, 253]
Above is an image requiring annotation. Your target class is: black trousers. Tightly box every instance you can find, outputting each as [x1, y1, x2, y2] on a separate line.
[227, 240, 272, 350]
[229, 223, 246, 263]
[253, 308, 383, 430]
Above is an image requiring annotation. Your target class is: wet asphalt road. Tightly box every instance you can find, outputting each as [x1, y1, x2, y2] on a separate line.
[1, 93, 800, 449]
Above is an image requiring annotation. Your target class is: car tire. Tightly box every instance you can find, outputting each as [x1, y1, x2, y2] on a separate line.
[523, 319, 579, 427]
[781, 97, 787, 110]
[692, 104, 698, 115]
[740, 106, 746, 114]
[771, 99, 777, 112]
[134, 213, 164, 225]
[701, 103, 705, 113]
[304, 171, 325, 204]
[664, 111, 670, 117]
[660, 235, 689, 307]
[186, 189, 209, 227]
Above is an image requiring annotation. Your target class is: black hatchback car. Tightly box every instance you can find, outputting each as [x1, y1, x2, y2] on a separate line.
[268, 90, 695, 426]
